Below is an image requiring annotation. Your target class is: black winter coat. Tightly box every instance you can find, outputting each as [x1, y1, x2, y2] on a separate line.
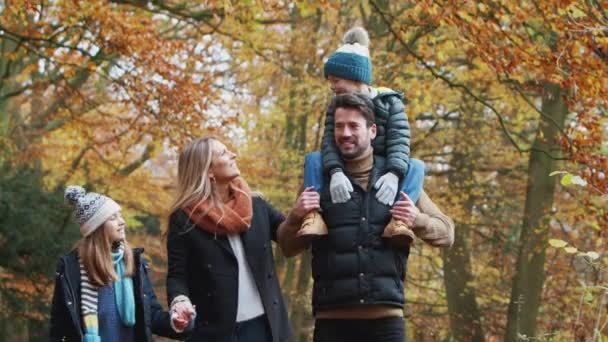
[49, 248, 186, 342]
[312, 156, 409, 312]
[322, 89, 411, 178]
[166, 196, 292, 342]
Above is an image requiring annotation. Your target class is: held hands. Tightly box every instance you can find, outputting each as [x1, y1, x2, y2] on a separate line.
[330, 171, 353, 203]
[170, 297, 196, 333]
[390, 192, 420, 227]
[374, 172, 399, 206]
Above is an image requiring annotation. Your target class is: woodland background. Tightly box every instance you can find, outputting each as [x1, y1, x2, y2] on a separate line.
[0, 0, 607, 341]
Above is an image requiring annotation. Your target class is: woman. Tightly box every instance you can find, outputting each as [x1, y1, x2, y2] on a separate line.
[50, 186, 194, 341]
[166, 136, 292, 342]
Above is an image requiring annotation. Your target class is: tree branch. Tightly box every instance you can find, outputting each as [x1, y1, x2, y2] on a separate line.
[370, 0, 526, 154]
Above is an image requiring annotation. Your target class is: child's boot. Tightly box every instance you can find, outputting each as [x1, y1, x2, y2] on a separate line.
[298, 211, 328, 236]
[382, 218, 415, 248]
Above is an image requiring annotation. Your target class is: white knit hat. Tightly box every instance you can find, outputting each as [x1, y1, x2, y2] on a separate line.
[64, 186, 121, 237]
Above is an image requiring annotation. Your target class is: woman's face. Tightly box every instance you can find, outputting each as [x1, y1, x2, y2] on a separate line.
[103, 211, 126, 243]
[209, 140, 240, 183]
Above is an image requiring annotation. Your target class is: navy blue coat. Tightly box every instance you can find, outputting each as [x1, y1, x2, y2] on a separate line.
[312, 156, 409, 312]
[49, 248, 187, 342]
[166, 196, 292, 342]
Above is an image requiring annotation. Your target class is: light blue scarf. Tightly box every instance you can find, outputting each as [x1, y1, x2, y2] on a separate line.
[111, 247, 136, 327]
[82, 244, 136, 342]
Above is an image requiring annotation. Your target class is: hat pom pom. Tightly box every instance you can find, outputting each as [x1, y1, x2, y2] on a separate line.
[65, 185, 86, 206]
[343, 27, 369, 47]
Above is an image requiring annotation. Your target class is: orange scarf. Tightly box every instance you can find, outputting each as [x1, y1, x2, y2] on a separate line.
[184, 177, 253, 236]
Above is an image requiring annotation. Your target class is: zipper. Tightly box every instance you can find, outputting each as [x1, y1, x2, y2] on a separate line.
[62, 259, 83, 339]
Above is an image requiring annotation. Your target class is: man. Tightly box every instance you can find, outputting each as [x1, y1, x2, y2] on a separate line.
[278, 93, 454, 342]
[299, 26, 420, 247]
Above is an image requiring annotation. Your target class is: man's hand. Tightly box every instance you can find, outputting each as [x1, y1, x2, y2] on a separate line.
[291, 186, 321, 220]
[374, 172, 399, 205]
[330, 171, 353, 203]
[170, 298, 196, 332]
[390, 191, 420, 227]
[278, 187, 319, 257]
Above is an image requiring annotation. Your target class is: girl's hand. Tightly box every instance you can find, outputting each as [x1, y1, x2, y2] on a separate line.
[171, 299, 196, 332]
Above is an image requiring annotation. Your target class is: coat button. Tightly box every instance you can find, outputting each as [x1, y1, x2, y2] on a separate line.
[359, 273, 364, 278]
[267, 273, 273, 279]
[358, 245, 363, 250]
[360, 299, 365, 303]
[207, 264, 212, 269]
[67, 301, 72, 306]
[361, 217, 366, 221]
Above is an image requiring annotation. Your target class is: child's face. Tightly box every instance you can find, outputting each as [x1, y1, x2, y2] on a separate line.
[103, 211, 126, 243]
[328, 75, 364, 95]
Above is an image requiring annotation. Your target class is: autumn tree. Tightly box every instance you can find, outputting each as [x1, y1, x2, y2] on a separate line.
[1, 0, 606, 340]
[370, 0, 607, 340]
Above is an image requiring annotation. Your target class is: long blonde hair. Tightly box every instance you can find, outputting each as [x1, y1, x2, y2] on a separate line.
[169, 136, 223, 216]
[77, 224, 134, 287]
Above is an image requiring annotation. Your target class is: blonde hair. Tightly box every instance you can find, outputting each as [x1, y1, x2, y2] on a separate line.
[77, 223, 134, 287]
[169, 136, 223, 216]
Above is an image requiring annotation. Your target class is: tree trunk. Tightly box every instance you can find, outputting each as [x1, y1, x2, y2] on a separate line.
[505, 82, 567, 341]
[443, 221, 485, 341]
[443, 130, 484, 341]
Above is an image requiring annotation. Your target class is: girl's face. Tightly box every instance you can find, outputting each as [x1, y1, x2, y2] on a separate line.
[103, 211, 126, 243]
[209, 140, 240, 183]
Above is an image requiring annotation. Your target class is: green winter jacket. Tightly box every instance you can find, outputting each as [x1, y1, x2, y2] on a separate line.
[321, 87, 411, 178]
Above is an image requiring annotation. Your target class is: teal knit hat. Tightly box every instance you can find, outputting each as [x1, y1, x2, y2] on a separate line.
[324, 27, 372, 85]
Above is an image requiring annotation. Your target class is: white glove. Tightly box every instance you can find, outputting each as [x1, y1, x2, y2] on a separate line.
[374, 172, 399, 206]
[330, 170, 353, 203]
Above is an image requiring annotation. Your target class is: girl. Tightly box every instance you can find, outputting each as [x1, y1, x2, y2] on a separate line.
[49, 186, 194, 341]
[166, 136, 291, 342]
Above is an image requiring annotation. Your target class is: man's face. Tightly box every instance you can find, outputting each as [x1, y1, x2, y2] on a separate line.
[334, 107, 376, 160]
[328, 75, 364, 95]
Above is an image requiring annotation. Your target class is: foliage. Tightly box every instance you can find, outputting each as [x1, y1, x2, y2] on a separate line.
[0, 0, 606, 340]
[0, 163, 79, 326]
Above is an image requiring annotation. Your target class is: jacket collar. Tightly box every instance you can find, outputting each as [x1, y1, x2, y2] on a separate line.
[372, 87, 402, 100]
[62, 247, 145, 284]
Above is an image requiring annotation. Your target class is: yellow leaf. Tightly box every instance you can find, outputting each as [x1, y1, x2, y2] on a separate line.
[548, 239, 567, 248]
[566, 4, 586, 19]
[586, 251, 599, 260]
